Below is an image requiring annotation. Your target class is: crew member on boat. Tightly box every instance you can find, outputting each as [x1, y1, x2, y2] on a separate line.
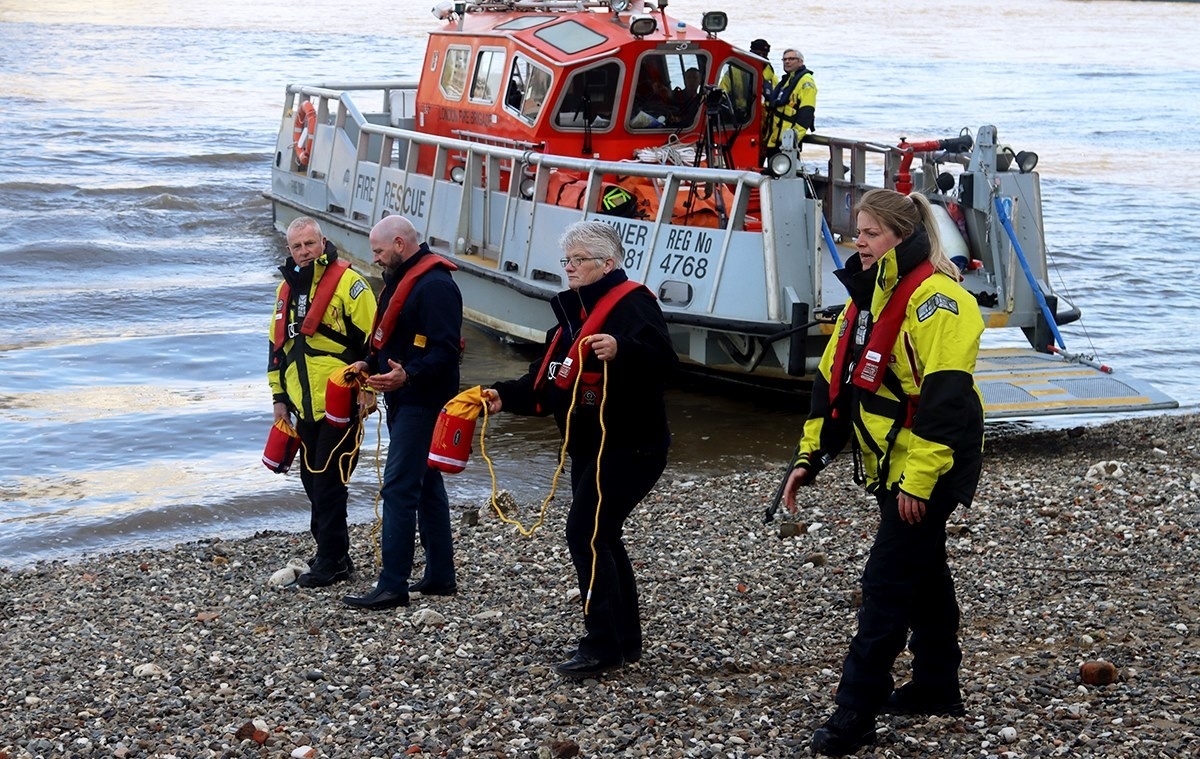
[720, 38, 775, 126]
[781, 189, 984, 756]
[764, 48, 817, 158]
[268, 217, 377, 588]
[481, 220, 677, 680]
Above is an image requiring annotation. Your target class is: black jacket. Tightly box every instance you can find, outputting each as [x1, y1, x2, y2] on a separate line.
[368, 244, 463, 414]
[493, 269, 676, 458]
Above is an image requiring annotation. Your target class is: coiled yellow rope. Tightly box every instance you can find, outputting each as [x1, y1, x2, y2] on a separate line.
[479, 337, 609, 614]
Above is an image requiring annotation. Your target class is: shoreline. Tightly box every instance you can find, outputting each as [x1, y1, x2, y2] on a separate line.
[2, 413, 1197, 758]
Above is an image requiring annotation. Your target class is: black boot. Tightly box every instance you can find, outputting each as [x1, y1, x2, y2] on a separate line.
[881, 682, 965, 717]
[295, 556, 352, 588]
[810, 707, 876, 756]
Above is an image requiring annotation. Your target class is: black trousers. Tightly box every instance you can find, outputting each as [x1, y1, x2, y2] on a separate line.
[834, 485, 963, 714]
[296, 417, 361, 563]
[565, 448, 667, 661]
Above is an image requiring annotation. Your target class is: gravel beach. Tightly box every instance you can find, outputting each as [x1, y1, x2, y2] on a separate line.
[3, 413, 1197, 759]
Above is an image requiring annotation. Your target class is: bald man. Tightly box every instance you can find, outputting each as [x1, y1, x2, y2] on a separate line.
[342, 215, 464, 610]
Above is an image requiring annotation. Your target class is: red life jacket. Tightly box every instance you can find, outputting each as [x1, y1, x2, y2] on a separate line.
[532, 279, 648, 404]
[371, 254, 458, 350]
[828, 260, 934, 421]
[272, 259, 351, 349]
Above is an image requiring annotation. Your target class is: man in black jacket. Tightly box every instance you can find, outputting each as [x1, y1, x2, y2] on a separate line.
[342, 215, 463, 611]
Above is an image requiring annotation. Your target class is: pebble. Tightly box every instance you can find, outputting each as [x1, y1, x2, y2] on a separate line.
[0, 413, 1197, 758]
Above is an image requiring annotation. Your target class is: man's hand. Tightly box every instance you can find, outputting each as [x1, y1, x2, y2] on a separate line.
[273, 401, 290, 424]
[365, 359, 407, 392]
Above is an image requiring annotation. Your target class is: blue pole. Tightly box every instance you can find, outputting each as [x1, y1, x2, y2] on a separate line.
[820, 214, 843, 269]
[993, 196, 1065, 350]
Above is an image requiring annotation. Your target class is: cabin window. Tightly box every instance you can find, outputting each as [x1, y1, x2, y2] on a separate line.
[534, 19, 607, 55]
[505, 56, 553, 125]
[716, 60, 758, 127]
[629, 52, 710, 130]
[440, 46, 470, 101]
[470, 48, 506, 104]
[553, 61, 620, 131]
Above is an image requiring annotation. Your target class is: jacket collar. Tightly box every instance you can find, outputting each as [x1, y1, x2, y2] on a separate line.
[383, 242, 433, 284]
[834, 223, 930, 310]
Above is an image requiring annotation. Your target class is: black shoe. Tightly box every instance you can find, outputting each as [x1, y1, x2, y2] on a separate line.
[295, 556, 352, 588]
[341, 586, 409, 610]
[881, 682, 965, 717]
[554, 653, 623, 680]
[810, 707, 876, 756]
[622, 647, 642, 664]
[408, 577, 457, 596]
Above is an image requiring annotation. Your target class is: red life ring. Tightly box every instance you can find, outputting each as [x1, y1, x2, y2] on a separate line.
[293, 101, 317, 167]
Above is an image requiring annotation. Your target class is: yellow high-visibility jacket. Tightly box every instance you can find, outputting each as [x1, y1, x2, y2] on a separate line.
[267, 246, 376, 422]
[797, 240, 984, 503]
[765, 67, 816, 148]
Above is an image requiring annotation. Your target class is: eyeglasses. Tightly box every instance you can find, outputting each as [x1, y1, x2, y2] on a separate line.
[560, 256, 604, 268]
[782, 57, 800, 62]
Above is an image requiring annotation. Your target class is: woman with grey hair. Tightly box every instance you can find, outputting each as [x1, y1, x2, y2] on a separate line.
[483, 219, 677, 679]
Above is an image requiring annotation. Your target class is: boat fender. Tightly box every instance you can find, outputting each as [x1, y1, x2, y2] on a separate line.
[262, 418, 301, 473]
[324, 365, 363, 428]
[293, 101, 317, 168]
[930, 202, 970, 272]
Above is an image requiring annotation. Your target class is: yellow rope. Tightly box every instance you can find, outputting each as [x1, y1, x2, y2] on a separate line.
[478, 338, 609, 615]
[583, 358, 609, 616]
[293, 377, 385, 566]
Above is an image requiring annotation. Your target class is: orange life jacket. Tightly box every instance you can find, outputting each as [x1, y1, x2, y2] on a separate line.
[371, 253, 458, 349]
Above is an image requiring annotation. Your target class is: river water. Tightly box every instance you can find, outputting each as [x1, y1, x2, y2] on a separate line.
[1, 0, 1198, 568]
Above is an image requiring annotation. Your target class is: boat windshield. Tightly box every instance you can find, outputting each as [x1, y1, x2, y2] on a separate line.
[630, 52, 710, 130]
[553, 61, 620, 131]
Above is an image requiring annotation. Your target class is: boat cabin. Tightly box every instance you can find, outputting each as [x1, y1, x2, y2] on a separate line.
[417, 0, 765, 178]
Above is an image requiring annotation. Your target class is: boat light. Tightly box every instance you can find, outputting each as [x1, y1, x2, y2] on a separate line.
[608, 0, 631, 12]
[767, 151, 794, 178]
[519, 176, 536, 199]
[701, 11, 727, 34]
[629, 14, 657, 37]
[450, 165, 466, 184]
[432, 1, 453, 19]
[1015, 150, 1039, 173]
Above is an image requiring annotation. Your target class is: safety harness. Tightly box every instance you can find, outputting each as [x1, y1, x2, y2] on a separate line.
[829, 260, 933, 491]
[530, 279, 646, 411]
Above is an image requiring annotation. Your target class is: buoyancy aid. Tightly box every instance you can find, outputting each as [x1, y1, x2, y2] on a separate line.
[531, 279, 647, 409]
[828, 259, 935, 420]
[272, 259, 351, 349]
[765, 67, 816, 146]
[371, 253, 458, 350]
[827, 259, 934, 490]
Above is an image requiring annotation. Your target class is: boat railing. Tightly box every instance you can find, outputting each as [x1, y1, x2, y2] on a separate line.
[280, 83, 988, 328]
[284, 83, 786, 314]
[804, 133, 903, 241]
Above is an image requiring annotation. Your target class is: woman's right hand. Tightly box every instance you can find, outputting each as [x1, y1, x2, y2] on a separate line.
[782, 466, 813, 515]
[481, 388, 502, 415]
